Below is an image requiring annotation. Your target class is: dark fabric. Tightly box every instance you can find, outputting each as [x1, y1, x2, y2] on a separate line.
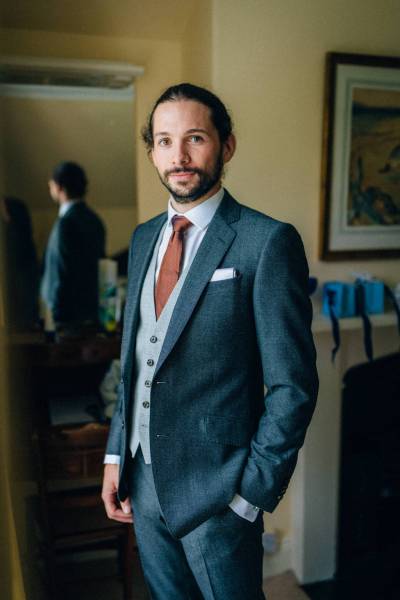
[129, 449, 265, 600]
[326, 288, 341, 363]
[384, 284, 400, 335]
[41, 201, 105, 324]
[106, 190, 318, 539]
[355, 281, 373, 362]
[4, 208, 39, 329]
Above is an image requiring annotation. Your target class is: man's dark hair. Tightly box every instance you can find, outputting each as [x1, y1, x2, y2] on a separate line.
[141, 83, 233, 152]
[52, 161, 88, 198]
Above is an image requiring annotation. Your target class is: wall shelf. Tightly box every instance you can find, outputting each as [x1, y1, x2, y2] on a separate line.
[312, 311, 398, 334]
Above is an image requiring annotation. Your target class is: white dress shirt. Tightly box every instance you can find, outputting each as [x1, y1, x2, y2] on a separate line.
[105, 187, 260, 522]
[58, 199, 79, 217]
[154, 187, 224, 279]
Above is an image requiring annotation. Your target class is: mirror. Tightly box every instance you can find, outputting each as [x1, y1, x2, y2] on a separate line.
[0, 56, 143, 330]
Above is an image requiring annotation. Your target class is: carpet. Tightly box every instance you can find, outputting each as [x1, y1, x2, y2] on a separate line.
[263, 570, 311, 600]
[61, 558, 309, 600]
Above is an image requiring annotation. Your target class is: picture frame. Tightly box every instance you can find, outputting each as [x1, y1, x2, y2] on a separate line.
[320, 52, 400, 260]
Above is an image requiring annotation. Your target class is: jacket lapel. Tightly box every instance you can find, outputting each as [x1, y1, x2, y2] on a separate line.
[155, 193, 240, 375]
[121, 214, 167, 374]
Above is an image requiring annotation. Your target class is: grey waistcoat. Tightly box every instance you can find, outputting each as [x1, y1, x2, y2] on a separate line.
[129, 224, 191, 464]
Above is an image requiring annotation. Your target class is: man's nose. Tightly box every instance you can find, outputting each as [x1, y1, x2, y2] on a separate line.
[173, 142, 190, 165]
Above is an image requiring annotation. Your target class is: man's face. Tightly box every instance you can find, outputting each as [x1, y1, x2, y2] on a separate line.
[48, 180, 61, 204]
[151, 99, 235, 205]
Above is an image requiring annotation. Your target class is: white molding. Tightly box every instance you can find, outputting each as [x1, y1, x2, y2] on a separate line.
[312, 310, 398, 334]
[0, 83, 135, 101]
[0, 55, 144, 89]
[0, 55, 144, 77]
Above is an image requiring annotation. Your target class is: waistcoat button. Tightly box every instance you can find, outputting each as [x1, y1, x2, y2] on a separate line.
[142, 401, 150, 408]
[145, 380, 152, 388]
[150, 336, 157, 343]
[147, 359, 154, 366]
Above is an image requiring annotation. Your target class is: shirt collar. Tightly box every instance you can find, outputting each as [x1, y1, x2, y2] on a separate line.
[167, 187, 225, 231]
[59, 199, 79, 217]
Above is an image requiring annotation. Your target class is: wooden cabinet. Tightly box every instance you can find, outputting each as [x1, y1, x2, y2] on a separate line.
[16, 333, 135, 599]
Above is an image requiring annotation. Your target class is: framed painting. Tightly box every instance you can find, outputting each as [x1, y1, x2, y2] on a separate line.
[320, 52, 400, 260]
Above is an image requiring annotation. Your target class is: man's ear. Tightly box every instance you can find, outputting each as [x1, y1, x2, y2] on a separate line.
[222, 134, 236, 164]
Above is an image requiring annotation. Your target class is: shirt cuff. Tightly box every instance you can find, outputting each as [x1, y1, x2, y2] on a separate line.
[104, 454, 120, 465]
[229, 493, 260, 522]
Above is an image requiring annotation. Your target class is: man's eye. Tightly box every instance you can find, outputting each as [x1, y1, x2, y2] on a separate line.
[189, 135, 203, 143]
[158, 138, 170, 146]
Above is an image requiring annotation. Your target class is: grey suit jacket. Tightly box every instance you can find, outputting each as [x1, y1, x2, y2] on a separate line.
[106, 190, 318, 538]
[41, 201, 105, 323]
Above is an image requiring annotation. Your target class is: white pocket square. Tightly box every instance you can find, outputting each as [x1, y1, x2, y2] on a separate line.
[209, 268, 238, 282]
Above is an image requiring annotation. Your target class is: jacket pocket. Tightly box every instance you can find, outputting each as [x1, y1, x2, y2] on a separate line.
[204, 414, 253, 447]
[205, 273, 242, 295]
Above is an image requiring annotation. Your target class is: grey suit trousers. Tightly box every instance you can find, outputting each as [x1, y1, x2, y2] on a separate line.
[128, 449, 265, 600]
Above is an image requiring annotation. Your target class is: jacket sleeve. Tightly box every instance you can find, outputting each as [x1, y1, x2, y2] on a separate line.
[51, 219, 76, 322]
[104, 226, 140, 458]
[105, 382, 124, 455]
[239, 222, 318, 512]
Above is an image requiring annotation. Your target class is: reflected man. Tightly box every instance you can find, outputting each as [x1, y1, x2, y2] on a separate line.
[41, 162, 105, 329]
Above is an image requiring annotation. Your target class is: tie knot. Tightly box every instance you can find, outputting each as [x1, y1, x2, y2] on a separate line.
[172, 216, 192, 234]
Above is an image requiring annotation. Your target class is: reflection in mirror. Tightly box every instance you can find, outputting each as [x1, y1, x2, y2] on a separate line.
[0, 57, 142, 333]
[41, 160, 106, 335]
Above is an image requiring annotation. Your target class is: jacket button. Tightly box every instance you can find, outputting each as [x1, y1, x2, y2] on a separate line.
[121, 421, 125, 429]
[145, 380, 152, 388]
[150, 336, 157, 343]
[142, 401, 150, 409]
[147, 359, 154, 366]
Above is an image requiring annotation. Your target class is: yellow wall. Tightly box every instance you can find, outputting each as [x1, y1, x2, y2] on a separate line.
[212, 0, 400, 286]
[182, 0, 212, 88]
[1, 28, 183, 228]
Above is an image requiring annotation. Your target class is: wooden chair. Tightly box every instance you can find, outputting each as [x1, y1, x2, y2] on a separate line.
[33, 423, 135, 599]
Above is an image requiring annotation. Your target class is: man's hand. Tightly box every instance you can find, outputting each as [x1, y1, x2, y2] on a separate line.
[102, 464, 133, 523]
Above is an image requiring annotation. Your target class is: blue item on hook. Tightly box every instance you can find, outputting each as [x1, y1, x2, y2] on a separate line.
[322, 282, 355, 318]
[322, 280, 386, 363]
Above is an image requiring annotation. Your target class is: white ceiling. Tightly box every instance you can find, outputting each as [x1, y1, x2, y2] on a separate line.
[1, 0, 199, 41]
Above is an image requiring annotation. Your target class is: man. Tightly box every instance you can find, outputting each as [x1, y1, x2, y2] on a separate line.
[41, 161, 105, 328]
[102, 84, 318, 599]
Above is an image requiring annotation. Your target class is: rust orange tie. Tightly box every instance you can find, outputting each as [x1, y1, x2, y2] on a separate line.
[155, 216, 192, 319]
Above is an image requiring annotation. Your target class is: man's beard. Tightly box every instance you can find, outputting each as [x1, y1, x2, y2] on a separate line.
[158, 151, 224, 204]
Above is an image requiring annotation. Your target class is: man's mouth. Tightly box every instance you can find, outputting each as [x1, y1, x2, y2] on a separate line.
[167, 170, 198, 181]
[170, 172, 194, 178]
